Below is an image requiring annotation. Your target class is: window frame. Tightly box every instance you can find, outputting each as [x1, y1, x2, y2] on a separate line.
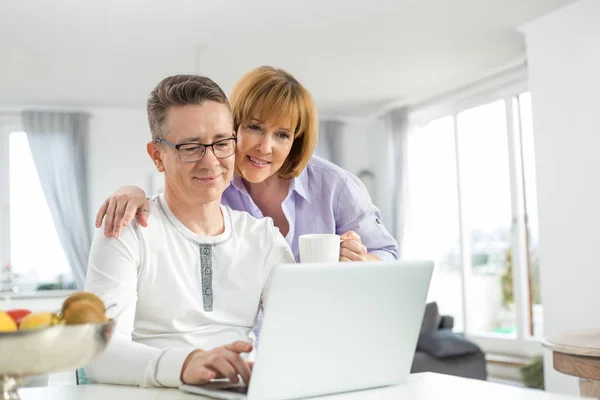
[0, 117, 74, 286]
[0, 117, 21, 270]
[405, 65, 543, 356]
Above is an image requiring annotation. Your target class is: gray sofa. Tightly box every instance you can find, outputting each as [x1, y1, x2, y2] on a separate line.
[411, 303, 487, 380]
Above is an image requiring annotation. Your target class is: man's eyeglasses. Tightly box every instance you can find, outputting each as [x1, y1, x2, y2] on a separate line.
[155, 137, 237, 162]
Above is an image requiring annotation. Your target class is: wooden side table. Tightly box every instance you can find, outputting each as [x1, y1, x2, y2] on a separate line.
[543, 330, 600, 398]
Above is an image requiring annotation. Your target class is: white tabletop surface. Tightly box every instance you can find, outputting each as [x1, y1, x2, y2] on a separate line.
[18, 372, 586, 400]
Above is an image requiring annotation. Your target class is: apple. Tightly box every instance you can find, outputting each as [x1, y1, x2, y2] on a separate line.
[6, 309, 32, 327]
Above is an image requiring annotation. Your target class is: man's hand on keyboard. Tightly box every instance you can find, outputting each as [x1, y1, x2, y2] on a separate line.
[181, 341, 253, 386]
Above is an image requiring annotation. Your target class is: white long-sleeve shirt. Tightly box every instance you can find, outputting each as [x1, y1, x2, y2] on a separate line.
[84, 193, 295, 388]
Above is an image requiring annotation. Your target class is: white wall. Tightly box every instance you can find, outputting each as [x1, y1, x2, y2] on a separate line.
[86, 108, 156, 229]
[522, 0, 600, 394]
[85, 110, 397, 240]
[338, 118, 395, 233]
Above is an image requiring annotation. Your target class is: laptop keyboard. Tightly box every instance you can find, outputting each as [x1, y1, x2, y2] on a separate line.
[220, 386, 249, 394]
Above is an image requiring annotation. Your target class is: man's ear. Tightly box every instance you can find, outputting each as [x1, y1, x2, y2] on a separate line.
[147, 142, 165, 172]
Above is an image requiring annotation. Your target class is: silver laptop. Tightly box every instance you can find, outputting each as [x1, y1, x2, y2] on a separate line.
[180, 260, 433, 400]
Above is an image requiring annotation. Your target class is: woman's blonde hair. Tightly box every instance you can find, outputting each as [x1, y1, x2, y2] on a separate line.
[230, 66, 318, 180]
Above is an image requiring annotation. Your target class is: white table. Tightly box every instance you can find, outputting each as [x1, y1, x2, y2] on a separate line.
[17, 373, 589, 400]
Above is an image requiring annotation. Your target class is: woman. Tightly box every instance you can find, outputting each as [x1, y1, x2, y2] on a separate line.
[96, 66, 398, 262]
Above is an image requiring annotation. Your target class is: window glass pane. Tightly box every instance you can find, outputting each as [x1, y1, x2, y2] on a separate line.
[9, 132, 71, 287]
[518, 92, 543, 338]
[403, 116, 464, 331]
[457, 100, 516, 336]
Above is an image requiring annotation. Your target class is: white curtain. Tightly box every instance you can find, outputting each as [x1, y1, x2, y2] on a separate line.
[383, 107, 409, 258]
[316, 120, 345, 166]
[21, 111, 91, 289]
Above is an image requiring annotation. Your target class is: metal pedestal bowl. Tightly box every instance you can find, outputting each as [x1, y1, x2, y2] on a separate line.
[0, 320, 114, 399]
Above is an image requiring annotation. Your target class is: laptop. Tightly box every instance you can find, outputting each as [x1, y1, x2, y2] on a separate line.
[180, 260, 434, 400]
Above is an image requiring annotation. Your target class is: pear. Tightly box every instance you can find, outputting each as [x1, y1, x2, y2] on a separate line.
[62, 300, 107, 325]
[62, 292, 105, 316]
[19, 312, 61, 330]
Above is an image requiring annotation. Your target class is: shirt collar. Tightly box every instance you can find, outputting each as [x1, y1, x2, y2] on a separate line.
[231, 172, 311, 204]
[231, 173, 248, 194]
[290, 168, 311, 204]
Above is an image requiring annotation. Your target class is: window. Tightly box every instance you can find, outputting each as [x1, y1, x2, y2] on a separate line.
[403, 90, 542, 352]
[403, 116, 463, 331]
[0, 125, 71, 291]
[457, 100, 515, 336]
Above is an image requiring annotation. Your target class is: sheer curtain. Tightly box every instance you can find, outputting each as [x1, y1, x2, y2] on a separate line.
[21, 111, 91, 288]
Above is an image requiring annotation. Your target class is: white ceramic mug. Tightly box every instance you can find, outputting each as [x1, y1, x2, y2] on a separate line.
[299, 234, 340, 263]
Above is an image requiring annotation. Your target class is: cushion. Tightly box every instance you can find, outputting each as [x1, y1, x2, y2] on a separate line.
[416, 329, 481, 359]
[420, 302, 441, 334]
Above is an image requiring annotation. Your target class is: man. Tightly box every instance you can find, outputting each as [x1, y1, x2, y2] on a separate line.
[84, 75, 295, 388]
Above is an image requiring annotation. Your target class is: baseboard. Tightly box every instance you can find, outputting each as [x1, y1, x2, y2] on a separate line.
[486, 353, 531, 384]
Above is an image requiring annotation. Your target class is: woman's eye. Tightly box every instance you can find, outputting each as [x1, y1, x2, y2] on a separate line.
[277, 132, 290, 140]
[248, 125, 261, 131]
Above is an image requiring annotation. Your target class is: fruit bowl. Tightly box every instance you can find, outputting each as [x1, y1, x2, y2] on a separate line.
[0, 320, 114, 399]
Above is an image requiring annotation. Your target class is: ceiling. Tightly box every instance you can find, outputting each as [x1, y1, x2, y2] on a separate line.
[0, 0, 575, 116]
